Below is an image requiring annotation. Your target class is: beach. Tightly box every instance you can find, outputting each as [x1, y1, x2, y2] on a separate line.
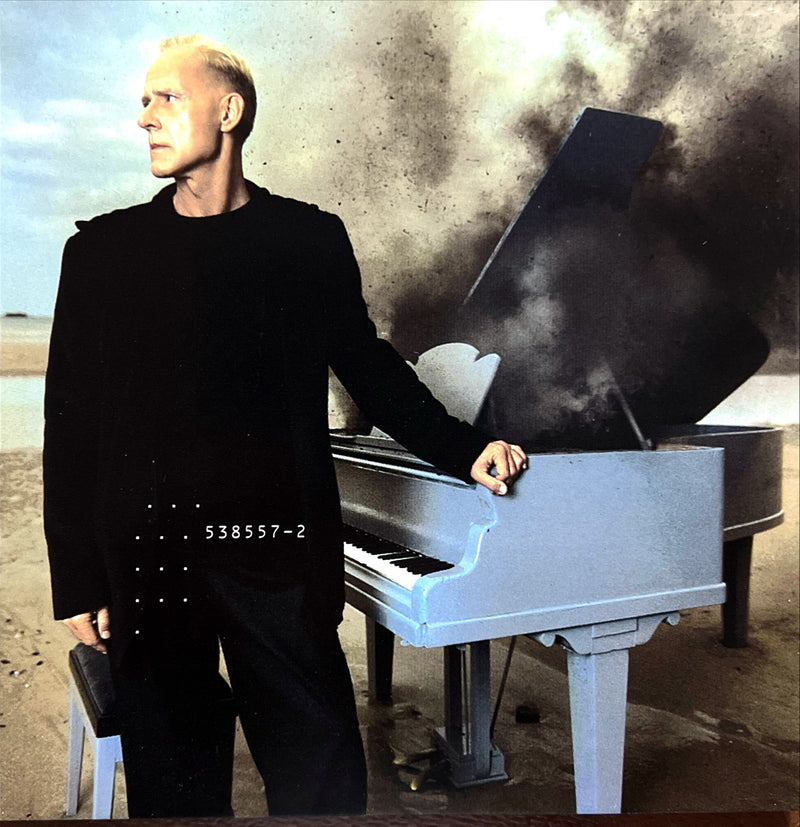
[1, 319, 797, 819]
[0, 315, 51, 376]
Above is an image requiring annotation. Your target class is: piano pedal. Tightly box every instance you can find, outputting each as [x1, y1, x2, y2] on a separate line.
[409, 757, 450, 791]
[391, 744, 440, 768]
[391, 744, 450, 791]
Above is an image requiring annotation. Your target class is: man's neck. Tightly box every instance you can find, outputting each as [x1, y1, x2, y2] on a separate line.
[172, 159, 250, 217]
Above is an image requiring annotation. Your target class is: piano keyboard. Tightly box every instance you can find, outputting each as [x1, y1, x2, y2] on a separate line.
[343, 524, 454, 591]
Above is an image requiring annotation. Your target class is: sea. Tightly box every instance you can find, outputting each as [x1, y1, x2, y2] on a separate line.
[0, 314, 797, 453]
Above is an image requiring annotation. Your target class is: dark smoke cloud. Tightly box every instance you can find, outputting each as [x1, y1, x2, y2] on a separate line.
[373, 10, 457, 190]
[390, 210, 512, 360]
[381, 0, 797, 445]
[460, 197, 770, 447]
[586, 1, 797, 359]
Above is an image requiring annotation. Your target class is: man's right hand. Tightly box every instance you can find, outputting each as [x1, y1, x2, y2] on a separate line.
[62, 607, 110, 654]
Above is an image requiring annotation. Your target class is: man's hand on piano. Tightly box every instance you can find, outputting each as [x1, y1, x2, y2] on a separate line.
[470, 440, 527, 495]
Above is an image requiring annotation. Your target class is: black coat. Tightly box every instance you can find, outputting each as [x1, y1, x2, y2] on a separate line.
[44, 181, 489, 636]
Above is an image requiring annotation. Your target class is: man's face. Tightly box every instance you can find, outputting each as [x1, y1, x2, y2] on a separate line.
[137, 47, 229, 179]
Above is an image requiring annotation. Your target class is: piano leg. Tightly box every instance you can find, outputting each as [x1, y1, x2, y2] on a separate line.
[433, 641, 507, 787]
[722, 536, 753, 648]
[532, 612, 679, 814]
[565, 648, 628, 814]
[365, 617, 394, 703]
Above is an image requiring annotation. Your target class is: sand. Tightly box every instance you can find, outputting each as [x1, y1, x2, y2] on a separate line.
[0, 342, 49, 376]
[1, 337, 797, 819]
[0, 316, 51, 377]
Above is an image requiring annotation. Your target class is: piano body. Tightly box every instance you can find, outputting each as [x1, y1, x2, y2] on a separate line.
[332, 108, 783, 813]
[336, 436, 724, 649]
[334, 433, 725, 812]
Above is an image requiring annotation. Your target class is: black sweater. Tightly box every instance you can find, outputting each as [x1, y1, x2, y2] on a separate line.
[44, 181, 489, 633]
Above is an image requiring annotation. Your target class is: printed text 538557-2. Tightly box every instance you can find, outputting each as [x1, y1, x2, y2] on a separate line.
[204, 524, 306, 540]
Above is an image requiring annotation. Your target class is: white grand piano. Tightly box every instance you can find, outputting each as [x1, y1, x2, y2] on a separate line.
[330, 109, 783, 814]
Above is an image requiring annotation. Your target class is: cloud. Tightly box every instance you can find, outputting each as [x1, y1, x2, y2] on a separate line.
[93, 120, 142, 142]
[1, 112, 64, 144]
[1, 97, 139, 176]
[0, 154, 59, 180]
[41, 98, 97, 117]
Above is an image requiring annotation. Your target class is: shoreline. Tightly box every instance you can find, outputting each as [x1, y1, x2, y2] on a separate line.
[0, 342, 49, 375]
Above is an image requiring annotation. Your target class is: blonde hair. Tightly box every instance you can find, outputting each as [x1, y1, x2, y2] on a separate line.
[160, 34, 257, 143]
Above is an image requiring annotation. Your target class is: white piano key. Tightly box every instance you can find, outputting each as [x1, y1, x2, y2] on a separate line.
[344, 541, 421, 592]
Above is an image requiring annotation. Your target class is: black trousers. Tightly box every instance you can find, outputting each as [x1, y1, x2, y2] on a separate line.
[109, 560, 367, 818]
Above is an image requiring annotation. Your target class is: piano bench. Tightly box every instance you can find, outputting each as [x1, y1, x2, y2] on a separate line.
[66, 643, 237, 819]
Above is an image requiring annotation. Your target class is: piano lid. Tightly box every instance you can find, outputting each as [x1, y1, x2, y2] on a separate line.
[459, 107, 769, 449]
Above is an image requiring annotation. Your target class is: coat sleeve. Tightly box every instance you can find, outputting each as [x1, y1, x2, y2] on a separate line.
[43, 230, 111, 619]
[320, 213, 491, 482]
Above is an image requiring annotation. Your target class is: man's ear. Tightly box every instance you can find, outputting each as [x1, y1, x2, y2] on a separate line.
[220, 92, 245, 134]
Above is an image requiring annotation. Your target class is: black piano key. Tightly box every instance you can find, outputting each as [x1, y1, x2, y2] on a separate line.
[403, 559, 452, 574]
[403, 562, 439, 574]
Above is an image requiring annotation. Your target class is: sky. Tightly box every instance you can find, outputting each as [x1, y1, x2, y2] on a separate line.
[1, 0, 797, 365]
[0, 0, 634, 319]
[0, 0, 333, 315]
[3, 0, 575, 318]
[0, 0, 576, 315]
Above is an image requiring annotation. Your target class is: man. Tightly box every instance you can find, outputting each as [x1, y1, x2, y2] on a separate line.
[44, 35, 526, 818]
